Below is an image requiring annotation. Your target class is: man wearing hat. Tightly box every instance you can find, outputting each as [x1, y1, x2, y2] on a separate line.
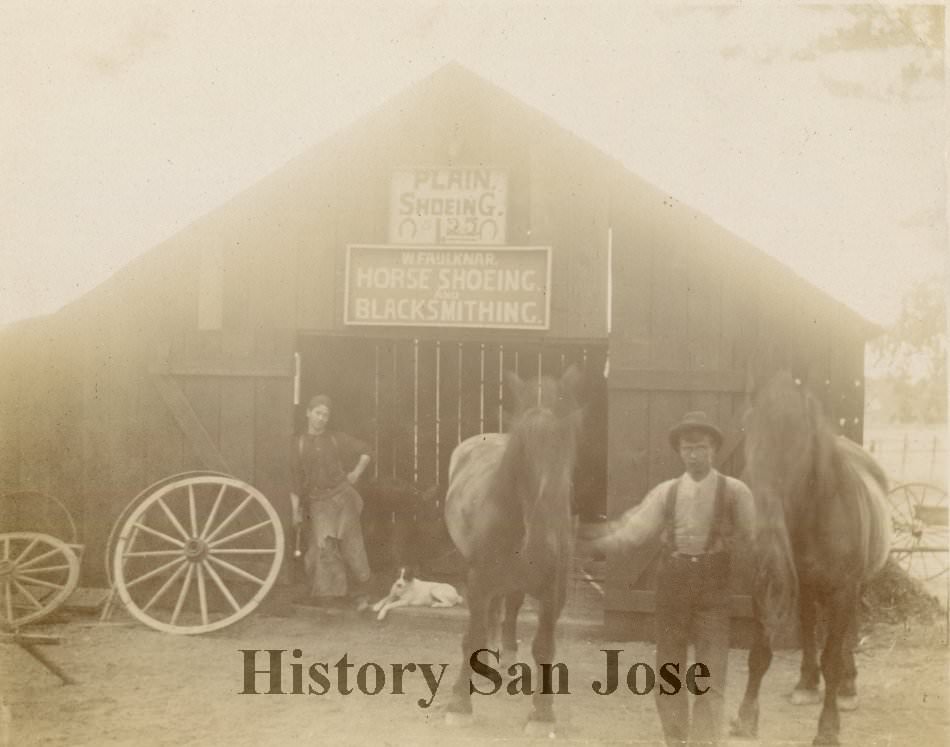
[290, 394, 373, 608]
[596, 411, 755, 746]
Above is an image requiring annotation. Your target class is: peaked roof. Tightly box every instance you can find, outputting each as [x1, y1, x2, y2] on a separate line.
[33, 61, 880, 340]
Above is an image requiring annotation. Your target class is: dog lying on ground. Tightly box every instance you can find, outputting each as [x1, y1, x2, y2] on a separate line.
[371, 567, 463, 620]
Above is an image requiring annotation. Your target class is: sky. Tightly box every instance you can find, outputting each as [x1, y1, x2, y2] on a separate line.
[1, 1, 945, 329]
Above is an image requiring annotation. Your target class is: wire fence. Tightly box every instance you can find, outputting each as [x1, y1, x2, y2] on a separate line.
[864, 425, 948, 488]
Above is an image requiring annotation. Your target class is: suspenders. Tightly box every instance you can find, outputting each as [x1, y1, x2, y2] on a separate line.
[663, 473, 730, 555]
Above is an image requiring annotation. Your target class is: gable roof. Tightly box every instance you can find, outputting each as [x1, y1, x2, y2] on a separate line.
[44, 61, 880, 340]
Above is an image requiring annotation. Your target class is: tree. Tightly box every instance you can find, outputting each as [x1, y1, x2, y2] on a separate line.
[870, 277, 947, 423]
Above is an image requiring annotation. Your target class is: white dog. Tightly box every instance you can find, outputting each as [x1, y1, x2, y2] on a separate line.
[371, 567, 463, 620]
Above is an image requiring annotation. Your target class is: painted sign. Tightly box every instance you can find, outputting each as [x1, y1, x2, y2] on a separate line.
[388, 168, 507, 245]
[344, 245, 550, 330]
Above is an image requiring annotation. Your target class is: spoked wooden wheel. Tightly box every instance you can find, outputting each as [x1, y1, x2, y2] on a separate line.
[888, 482, 949, 581]
[0, 532, 80, 630]
[106, 471, 232, 586]
[112, 475, 284, 634]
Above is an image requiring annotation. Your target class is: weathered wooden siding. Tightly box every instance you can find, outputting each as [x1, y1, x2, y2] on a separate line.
[602, 173, 874, 639]
[0, 64, 875, 599]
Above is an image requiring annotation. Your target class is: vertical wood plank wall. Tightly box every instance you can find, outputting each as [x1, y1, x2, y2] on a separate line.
[0, 68, 874, 596]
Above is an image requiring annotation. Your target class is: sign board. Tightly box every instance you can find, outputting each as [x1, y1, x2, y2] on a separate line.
[344, 245, 550, 330]
[388, 168, 507, 245]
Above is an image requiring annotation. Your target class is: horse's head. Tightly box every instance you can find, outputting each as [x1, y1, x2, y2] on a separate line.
[505, 363, 584, 425]
[743, 371, 842, 639]
[744, 370, 837, 502]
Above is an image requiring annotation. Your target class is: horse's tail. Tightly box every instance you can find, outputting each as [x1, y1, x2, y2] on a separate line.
[752, 483, 800, 644]
[837, 437, 892, 579]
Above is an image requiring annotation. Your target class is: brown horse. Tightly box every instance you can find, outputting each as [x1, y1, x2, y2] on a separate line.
[443, 365, 582, 735]
[732, 372, 891, 746]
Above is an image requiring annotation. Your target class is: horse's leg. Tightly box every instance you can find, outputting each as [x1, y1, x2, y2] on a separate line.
[501, 590, 525, 662]
[813, 585, 857, 746]
[731, 619, 773, 739]
[486, 595, 504, 656]
[524, 592, 561, 737]
[791, 585, 822, 705]
[445, 574, 492, 723]
[837, 606, 859, 711]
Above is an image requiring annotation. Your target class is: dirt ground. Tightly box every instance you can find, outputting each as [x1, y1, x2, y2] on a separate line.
[4, 606, 948, 747]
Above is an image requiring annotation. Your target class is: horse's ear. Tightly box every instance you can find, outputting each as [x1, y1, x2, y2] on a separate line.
[505, 369, 527, 408]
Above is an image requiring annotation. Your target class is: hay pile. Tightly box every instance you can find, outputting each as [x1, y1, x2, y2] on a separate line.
[861, 557, 943, 625]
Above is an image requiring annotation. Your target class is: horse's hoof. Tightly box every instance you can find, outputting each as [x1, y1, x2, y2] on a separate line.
[444, 711, 474, 727]
[836, 694, 858, 711]
[524, 720, 556, 739]
[812, 735, 839, 746]
[789, 688, 822, 706]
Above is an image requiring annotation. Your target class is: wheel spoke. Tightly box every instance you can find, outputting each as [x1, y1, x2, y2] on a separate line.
[157, 496, 192, 541]
[210, 549, 277, 555]
[142, 561, 189, 613]
[204, 493, 254, 543]
[206, 555, 266, 585]
[12, 579, 44, 610]
[200, 484, 228, 540]
[131, 522, 185, 548]
[196, 562, 209, 626]
[201, 560, 242, 612]
[4, 580, 13, 623]
[13, 574, 66, 591]
[121, 550, 184, 558]
[904, 491, 915, 524]
[12, 536, 40, 564]
[16, 546, 61, 571]
[170, 564, 195, 625]
[17, 563, 73, 574]
[2, 536, 8, 561]
[208, 519, 273, 549]
[188, 484, 198, 537]
[124, 556, 187, 589]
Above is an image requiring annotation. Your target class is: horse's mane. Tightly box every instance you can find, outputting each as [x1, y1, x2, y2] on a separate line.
[745, 371, 890, 640]
[494, 369, 581, 586]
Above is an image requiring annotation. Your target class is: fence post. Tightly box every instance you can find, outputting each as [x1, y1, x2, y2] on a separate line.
[930, 434, 938, 482]
[901, 433, 909, 480]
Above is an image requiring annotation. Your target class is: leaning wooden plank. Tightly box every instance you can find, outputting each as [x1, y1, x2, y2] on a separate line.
[151, 374, 231, 474]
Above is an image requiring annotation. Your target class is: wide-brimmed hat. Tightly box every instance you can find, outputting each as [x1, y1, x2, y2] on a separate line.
[668, 411, 723, 451]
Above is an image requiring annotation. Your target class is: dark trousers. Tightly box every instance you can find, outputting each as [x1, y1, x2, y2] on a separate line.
[654, 553, 731, 747]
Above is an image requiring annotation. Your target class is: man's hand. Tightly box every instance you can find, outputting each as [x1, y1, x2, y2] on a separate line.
[576, 519, 626, 556]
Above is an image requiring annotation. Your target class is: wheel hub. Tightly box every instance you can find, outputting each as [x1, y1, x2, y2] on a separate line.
[183, 538, 208, 560]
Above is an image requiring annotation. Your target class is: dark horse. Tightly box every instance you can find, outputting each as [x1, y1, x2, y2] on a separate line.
[443, 365, 582, 735]
[732, 372, 891, 746]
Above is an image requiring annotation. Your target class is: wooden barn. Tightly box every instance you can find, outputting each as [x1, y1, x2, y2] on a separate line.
[0, 64, 877, 636]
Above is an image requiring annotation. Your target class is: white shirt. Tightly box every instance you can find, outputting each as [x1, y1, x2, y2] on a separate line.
[609, 469, 755, 554]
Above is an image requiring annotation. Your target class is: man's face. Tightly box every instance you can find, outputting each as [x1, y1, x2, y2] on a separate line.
[307, 404, 330, 434]
[678, 432, 715, 480]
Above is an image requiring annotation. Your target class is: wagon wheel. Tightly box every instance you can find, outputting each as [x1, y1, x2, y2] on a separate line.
[105, 471, 232, 586]
[112, 475, 284, 634]
[0, 532, 80, 630]
[888, 482, 949, 581]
